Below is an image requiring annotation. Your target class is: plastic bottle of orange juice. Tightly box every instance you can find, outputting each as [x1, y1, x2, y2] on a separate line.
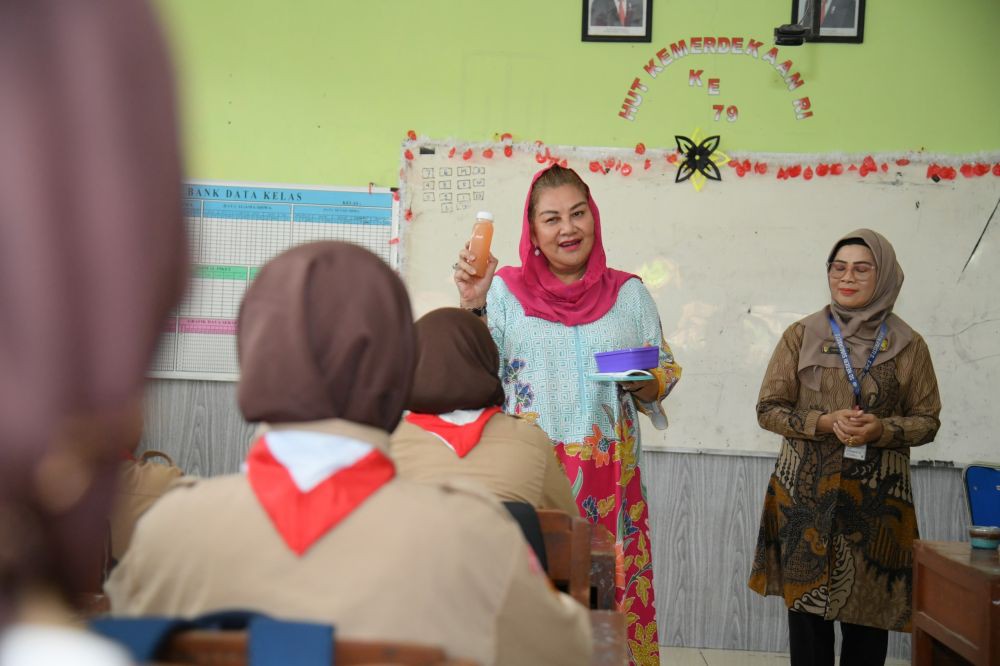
[468, 211, 494, 277]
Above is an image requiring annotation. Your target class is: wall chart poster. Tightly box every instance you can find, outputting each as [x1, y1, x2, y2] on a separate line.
[150, 180, 398, 381]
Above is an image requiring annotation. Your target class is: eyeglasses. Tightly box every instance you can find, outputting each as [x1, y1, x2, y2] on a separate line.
[827, 261, 875, 280]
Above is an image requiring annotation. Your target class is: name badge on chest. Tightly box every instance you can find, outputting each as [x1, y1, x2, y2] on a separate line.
[843, 444, 867, 460]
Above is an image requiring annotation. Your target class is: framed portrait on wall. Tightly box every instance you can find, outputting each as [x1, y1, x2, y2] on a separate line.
[792, 0, 866, 43]
[582, 0, 653, 43]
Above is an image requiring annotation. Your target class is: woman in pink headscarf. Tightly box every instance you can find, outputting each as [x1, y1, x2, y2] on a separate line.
[454, 164, 682, 665]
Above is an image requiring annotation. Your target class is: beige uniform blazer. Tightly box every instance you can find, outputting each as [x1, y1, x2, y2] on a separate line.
[391, 414, 578, 515]
[105, 419, 591, 666]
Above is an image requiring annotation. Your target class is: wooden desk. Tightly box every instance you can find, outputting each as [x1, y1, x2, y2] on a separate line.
[590, 610, 627, 666]
[152, 615, 624, 666]
[912, 540, 1000, 666]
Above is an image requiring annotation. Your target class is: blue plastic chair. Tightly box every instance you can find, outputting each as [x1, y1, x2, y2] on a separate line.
[963, 464, 1000, 528]
[91, 610, 332, 665]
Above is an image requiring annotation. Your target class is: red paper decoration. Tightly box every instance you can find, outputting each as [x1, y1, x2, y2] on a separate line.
[644, 159, 652, 170]
[406, 130, 417, 141]
[462, 149, 473, 160]
[830, 163, 844, 176]
[404, 149, 414, 161]
[816, 164, 829, 177]
[482, 148, 494, 159]
[788, 165, 802, 178]
[504, 146, 513, 158]
[621, 163, 633, 176]
[392, 191, 400, 201]
[803, 166, 814, 180]
[448, 147, 456, 158]
[896, 159, 910, 166]
[993, 164, 1000, 177]
[635, 143, 646, 155]
[404, 209, 413, 221]
[589, 161, 602, 173]
[754, 162, 767, 175]
[961, 163, 975, 178]
[388, 237, 400, 245]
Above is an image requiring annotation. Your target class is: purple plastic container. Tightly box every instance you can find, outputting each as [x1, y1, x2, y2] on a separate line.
[594, 346, 659, 373]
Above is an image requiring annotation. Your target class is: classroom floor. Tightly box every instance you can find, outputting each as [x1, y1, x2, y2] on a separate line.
[659, 647, 909, 665]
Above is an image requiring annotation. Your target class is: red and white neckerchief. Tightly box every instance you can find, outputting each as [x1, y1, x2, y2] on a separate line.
[246, 430, 395, 556]
[404, 407, 502, 458]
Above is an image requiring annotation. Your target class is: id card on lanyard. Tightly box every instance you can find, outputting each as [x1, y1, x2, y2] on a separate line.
[829, 316, 887, 460]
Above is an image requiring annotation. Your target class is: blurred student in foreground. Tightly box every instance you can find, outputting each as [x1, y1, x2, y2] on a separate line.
[0, 0, 188, 663]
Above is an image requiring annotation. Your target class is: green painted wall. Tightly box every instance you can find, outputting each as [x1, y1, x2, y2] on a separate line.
[155, 0, 1000, 187]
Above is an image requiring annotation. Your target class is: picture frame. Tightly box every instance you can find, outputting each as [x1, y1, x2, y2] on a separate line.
[582, 0, 653, 43]
[791, 0, 865, 44]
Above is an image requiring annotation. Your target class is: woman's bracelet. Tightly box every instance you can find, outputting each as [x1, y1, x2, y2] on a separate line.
[465, 303, 487, 317]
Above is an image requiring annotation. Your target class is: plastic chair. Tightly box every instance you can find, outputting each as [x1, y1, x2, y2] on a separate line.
[963, 463, 1000, 527]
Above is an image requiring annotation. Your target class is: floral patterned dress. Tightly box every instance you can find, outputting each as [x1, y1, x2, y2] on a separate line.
[487, 276, 681, 666]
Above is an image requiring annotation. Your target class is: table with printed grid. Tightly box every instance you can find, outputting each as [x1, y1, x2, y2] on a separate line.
[150, 183, 396, 380]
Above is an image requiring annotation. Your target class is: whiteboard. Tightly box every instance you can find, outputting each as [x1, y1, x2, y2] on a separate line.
[400, 141, 1000, 465]
[151, 180, 398, 381]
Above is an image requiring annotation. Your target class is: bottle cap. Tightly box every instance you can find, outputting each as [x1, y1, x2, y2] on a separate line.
[476, 211, 494, 221]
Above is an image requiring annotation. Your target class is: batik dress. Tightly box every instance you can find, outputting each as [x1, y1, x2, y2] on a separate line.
[488, 276, 681, 666]
[749, 323, 941, 630]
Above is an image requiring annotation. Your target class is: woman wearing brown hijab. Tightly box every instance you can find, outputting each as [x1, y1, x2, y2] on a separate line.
[749, 229, 941, 666]
[392, 308, 577, 514]
[106, 242, 592, 666]
[0, 0, 187, 661]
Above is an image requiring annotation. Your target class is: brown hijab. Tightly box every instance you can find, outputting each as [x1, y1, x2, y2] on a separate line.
[238, 242, 416, 433]
[798, 229, 913, 389]
[0, 0, 188, 619]
[408, 308, 506, 414]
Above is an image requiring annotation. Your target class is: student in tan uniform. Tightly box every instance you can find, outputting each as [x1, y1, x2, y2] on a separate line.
[392, 308, 578, 515]
[0, 0, 187, 663]
[106, 242, 592, 666]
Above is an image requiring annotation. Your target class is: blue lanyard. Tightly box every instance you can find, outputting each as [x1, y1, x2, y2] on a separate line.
[828, 316, 887, 407]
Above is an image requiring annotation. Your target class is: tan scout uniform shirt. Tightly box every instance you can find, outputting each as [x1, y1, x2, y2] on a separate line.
[391, 414, 578, 515]
[105, 419, 591, 666]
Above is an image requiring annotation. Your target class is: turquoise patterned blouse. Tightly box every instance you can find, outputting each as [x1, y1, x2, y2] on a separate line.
[487, 276, 680, 452]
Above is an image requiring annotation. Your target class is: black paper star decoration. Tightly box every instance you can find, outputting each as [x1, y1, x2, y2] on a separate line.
[675, 134, 724, 184]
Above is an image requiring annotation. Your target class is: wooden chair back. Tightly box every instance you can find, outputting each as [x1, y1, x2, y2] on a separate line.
[159, 630, 477, 665]
[589, 525, 617, 610]
[536, 509, 591, 606]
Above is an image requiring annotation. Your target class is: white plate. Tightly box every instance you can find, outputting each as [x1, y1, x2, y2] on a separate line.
[587, 370, 655, 383]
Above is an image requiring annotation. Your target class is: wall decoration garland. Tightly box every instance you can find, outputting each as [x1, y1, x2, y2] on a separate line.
[400, 131, 1000, 186]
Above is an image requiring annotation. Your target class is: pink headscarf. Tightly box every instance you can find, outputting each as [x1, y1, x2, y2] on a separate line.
[495, 165, 637, 326]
